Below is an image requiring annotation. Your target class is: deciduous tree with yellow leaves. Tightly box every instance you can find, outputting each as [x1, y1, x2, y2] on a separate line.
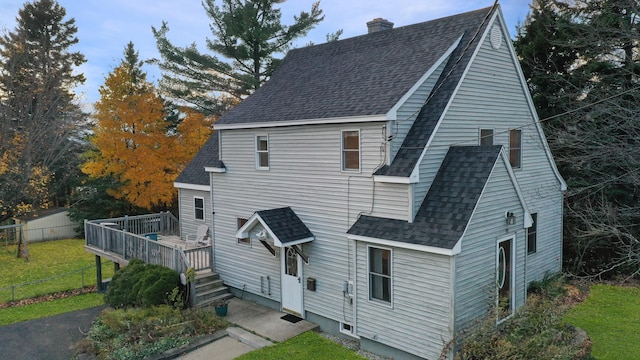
[82, 42, 212, 211]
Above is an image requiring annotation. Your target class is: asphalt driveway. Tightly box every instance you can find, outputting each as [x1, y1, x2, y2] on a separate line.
[0, 305, 107, 360]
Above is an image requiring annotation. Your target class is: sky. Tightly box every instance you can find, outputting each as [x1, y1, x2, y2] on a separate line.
[0, 0, 533, 107]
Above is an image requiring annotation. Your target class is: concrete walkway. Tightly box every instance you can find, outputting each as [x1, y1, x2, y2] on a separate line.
[177, 297, 317, 360]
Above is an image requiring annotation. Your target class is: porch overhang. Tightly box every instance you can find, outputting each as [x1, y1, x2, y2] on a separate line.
[236, 207, 314, 248]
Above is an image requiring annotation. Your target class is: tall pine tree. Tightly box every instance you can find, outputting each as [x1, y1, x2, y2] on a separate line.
[0, 0, 86, 221]
[150, 0, 324, 116]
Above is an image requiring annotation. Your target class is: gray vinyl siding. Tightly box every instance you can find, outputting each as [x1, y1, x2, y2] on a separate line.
[453, 160, 527, 331]
[211, 122, 407, 323]
[355, 241, 453, 360]
[177, 188, 210, 240]
[389, 58, 448, 162]
[416, 19, 563, 283]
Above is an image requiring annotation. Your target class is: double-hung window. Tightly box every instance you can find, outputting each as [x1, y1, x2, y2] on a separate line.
[480, 129, 494, 146]
[194, 197, 204, 221]
[509, 129, 522, 168]
[369, 246, 391, 303]
[256, 135, 269, 170]
[527, 213, 537, 254]
[342, 130, 360, 171]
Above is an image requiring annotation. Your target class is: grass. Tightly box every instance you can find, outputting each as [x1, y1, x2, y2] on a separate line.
[0, 292, 105, 326]
[563, 284, 640, 360]
[236, 331, 367, 360]
[0, 239, 114, 303]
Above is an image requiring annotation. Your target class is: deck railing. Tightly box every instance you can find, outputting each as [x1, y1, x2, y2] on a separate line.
[85, 212, 210, 272]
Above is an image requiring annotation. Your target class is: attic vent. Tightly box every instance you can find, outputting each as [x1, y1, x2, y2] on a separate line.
[367, 18, 394, 33]
[490, 26, 502, 50]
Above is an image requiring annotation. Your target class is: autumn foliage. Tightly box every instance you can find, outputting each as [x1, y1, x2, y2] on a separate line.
[82, 43, 212, 210]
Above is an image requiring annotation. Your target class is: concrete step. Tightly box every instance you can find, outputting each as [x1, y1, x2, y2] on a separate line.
[227, 327, 273, 349]
[196, 292, 233, 308]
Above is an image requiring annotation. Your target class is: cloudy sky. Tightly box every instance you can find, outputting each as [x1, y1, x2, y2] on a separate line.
[0, 0, 533, 106]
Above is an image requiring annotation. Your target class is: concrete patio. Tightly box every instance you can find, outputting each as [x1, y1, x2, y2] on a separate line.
[178, 297, 318, 360]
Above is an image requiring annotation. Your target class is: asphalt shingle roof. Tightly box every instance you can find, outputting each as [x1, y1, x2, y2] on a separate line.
[256, 207, 313, 245]
[175, 132, 223, 186]
[216, 7, 494, 126]
[348, 146, 502, 249]
[375, 7, 495, 177]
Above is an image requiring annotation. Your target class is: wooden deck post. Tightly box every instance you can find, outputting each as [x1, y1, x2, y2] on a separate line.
[95, 255, 103, 292]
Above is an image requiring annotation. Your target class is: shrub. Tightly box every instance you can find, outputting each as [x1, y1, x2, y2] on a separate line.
[450, 291, 592, 360]
[105, 260, 179, 308]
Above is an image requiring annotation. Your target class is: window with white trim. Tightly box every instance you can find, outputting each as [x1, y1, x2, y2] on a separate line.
[509, 129, 522, 168]
[237, 218, 250, 245]
[342, 130, 360, 171]
[256, 135, 269, 169]
[194, 197, 204, 221]
[369, 246, 391, 303]
[527, 213, 537, 254]
[480, 128, 494, 146]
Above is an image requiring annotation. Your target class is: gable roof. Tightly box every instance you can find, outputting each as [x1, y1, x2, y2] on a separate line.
[215, 7, 494, 128]
[237, 207, 314, 247]
[375, 7, 495, 178]
[347, 146, 502, 253]
[174, 132, 223, 187]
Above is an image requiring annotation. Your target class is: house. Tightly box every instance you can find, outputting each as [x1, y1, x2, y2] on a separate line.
[13, 208, 80, 243]
[174, 4, 566, 359]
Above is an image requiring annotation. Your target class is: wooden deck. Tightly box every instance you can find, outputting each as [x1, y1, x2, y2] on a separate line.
[84, 213, 212, 273]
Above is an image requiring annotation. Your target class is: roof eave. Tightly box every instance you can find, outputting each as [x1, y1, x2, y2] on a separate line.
[347, 233, 460, 256]
[214, 114, 387, 130]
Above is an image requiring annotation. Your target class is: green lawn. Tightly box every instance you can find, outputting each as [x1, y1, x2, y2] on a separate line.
[0, 292, 105, 326]
[236, 331, 366, 360]
[563, 284, 640, 360]
[0, 239, 114, 303]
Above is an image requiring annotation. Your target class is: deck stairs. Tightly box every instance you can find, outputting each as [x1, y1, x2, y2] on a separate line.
[193, 270, 233, 307]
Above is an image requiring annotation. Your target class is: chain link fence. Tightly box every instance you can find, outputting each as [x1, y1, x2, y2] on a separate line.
[0, 263, 111, 304]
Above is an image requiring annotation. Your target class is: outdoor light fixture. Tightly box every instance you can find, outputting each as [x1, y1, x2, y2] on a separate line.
[505, 211, 516, 225]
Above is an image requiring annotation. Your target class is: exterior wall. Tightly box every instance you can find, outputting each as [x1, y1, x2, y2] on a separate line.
[453, 160, 527, 331]
[16, 211, 80, 243]
[177, 188, 211, 240]
[355, 241, 454, 360]
[211, 122, 410, 323]
[389, 58, 448, 162]
[418, 18, 563, 288]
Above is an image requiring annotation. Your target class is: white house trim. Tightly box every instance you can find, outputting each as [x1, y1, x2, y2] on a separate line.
[236, 212, 314, 247]
[205, 167, 226, 173]
[214, 114, 387, 130]
[173, 182, 210, 191]
[348, 234, 461, 256]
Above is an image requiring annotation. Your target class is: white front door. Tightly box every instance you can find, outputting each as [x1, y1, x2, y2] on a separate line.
[281, 247, 303, 316]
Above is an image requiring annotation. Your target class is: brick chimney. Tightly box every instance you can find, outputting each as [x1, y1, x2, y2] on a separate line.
[366, 18, 394, 33]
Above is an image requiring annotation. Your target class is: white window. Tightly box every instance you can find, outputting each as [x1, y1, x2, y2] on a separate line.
[509, 129, 522, 168]
[342, 130, 360, 171]
[194, 197, 204, 221]
[480, 128, 494, 146]
[256, 135, 269, 169]
[527, 213, 537, 254]
[368, 246, 391, 304]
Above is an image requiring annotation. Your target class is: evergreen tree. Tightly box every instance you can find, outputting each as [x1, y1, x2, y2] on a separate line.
[516, 0, 640, 278]
[150, 0, 324, 116]
[0, 0, 86, 221]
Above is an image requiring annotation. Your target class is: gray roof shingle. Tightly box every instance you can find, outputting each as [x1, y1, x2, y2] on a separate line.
[348, 146, 502, 249]
[256, 207, 313, 245]
[216, 7, 494, 126]
[375, 7, 495, 177]
[175, 132, 223, 186]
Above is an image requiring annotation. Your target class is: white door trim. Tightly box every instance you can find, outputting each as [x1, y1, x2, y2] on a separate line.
[281, 246, 304, 316]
